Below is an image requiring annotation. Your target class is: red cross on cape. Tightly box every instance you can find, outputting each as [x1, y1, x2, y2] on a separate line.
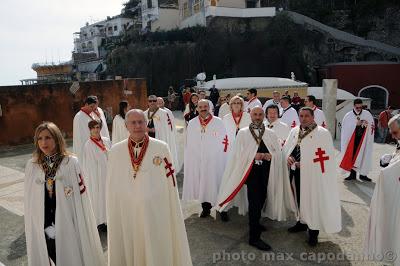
[164, 157, 176, 187]
[313, 147, 330, 174]
[222, 135, 229, 152]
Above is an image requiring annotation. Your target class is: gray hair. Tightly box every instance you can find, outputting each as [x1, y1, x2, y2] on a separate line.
[125, 109, 145, 122]
[388, 114, 400, 128]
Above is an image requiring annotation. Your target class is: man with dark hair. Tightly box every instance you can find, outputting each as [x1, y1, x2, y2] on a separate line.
[377, 106, 394, 143]
[284, 106, 341, 246]
[73, 95, 110, 165]
[280, 96, 299, 128]
[264, 104, 290, 145]
[304, 95, 327, 128]
[340, 98, 375, 182]
[144, 95, 180, 172]
[245, 88, 262, 113]
[209, 85, 220, 107]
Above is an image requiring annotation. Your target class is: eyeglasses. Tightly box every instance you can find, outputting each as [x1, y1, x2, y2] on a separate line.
[148, 100, 157, 102]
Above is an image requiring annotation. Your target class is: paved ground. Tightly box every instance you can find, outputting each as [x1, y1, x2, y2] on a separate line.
[0, 112, 397, 265]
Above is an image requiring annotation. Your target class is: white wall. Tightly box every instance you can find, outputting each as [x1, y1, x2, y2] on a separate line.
[205, 6, 275, 18]
[151, 8, 179, 31]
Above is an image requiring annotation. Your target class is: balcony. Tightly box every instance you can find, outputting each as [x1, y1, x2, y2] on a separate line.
[205, 6, 276, 18]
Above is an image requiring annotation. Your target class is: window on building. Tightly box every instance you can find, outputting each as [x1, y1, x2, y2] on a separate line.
[108, 26, 112, 32]
[246, 0, 256, 8]
[114, 25, 118, 31]
[193, 0, 201, 13]
[82, 43, 86, 49]
[91, 31, 94, 36]
[211, 0, 217, 6]
[87, 41, 93, 49]
[147, 0, 152, 8]
[183, 2, 190, 18]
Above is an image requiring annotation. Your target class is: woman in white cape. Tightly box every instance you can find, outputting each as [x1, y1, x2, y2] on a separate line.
[24, 122, 105, 266]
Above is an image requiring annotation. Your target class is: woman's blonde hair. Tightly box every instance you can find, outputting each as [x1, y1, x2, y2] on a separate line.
[33, 122, 69, 164]
[229, 95, 245, 112]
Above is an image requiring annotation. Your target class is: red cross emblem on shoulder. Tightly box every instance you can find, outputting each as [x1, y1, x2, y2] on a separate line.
[291, 121, 296, 128]
[167, 113, 173, 131]
[163, 158, 176, 187]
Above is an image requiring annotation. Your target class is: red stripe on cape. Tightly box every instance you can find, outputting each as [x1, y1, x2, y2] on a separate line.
[340, 128, 367, 171]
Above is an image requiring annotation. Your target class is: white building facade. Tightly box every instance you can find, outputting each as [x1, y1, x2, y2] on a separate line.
[179, 0, 276, 28]
[73, 17, 134, 58]
[141, 0, 179, 32]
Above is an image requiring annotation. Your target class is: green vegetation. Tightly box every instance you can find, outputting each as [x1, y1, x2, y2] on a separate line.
[106, 14, 323, 95]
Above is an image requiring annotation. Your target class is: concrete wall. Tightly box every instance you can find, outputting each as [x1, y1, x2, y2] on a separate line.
[0, 79, 147, 146]
[215, 0, 246, 8]
[152, 8, 180, 31]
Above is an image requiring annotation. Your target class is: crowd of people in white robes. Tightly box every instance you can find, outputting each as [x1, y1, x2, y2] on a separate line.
[23, 88, 400, 265]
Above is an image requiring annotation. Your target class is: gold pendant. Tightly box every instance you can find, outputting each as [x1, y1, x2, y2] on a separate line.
[46, 179, 54, 198]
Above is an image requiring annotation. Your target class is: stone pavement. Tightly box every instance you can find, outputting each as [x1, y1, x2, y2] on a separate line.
[0, 112, 397, 265]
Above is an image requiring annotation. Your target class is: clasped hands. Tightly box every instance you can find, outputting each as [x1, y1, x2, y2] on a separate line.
[287, 156, 300, 168]
[255, 153, 272, 161]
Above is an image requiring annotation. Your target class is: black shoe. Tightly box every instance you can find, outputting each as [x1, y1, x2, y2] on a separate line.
[307, 236, 318, 247]
[220, 212, 229, 222]
[200, 209, 211, 218]
[307, 229, 319, 247]
[258, 224, 267, 232]
[249, 239, 272, 251]
[359, 175, 372, 182]
[200, 202, 211, 218]
[345, 170, 357, 181]
[97, 224, 107, 232]
[288, 222, 308, 233]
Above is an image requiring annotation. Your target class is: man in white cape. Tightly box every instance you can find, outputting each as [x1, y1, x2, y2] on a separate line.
[218, 95, 231, 119]
[264, 104, 290, 146]
[364, 115, 400, 265]
[82, 120, 111, 228]
[73, 95, 109, 165]
[106, 109, 192, 266]
[244, 88, 262, 113]
[262, 90, 282, 114]
[280, 96, 300, 128]
[216, 107, 295, 251]
[25, 155, 105, 266]
[284, 107, 341, 246]
[339, 99, 375, 181]
[112, 101, 129, 145]
[183, 99, 228, 218]
[305, 95, 327, 128]
[144, 95, 180, 172]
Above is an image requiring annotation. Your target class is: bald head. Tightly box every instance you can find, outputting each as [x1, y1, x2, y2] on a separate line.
[157, 97, 165, 108]
[125, 109, 145, 122]
[125, 109, 147, 141]
[197, 99, 210, 118]
[250, 106, 265, 124]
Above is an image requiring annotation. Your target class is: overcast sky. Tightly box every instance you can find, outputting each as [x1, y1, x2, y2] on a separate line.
[0, 0, 125, 86]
